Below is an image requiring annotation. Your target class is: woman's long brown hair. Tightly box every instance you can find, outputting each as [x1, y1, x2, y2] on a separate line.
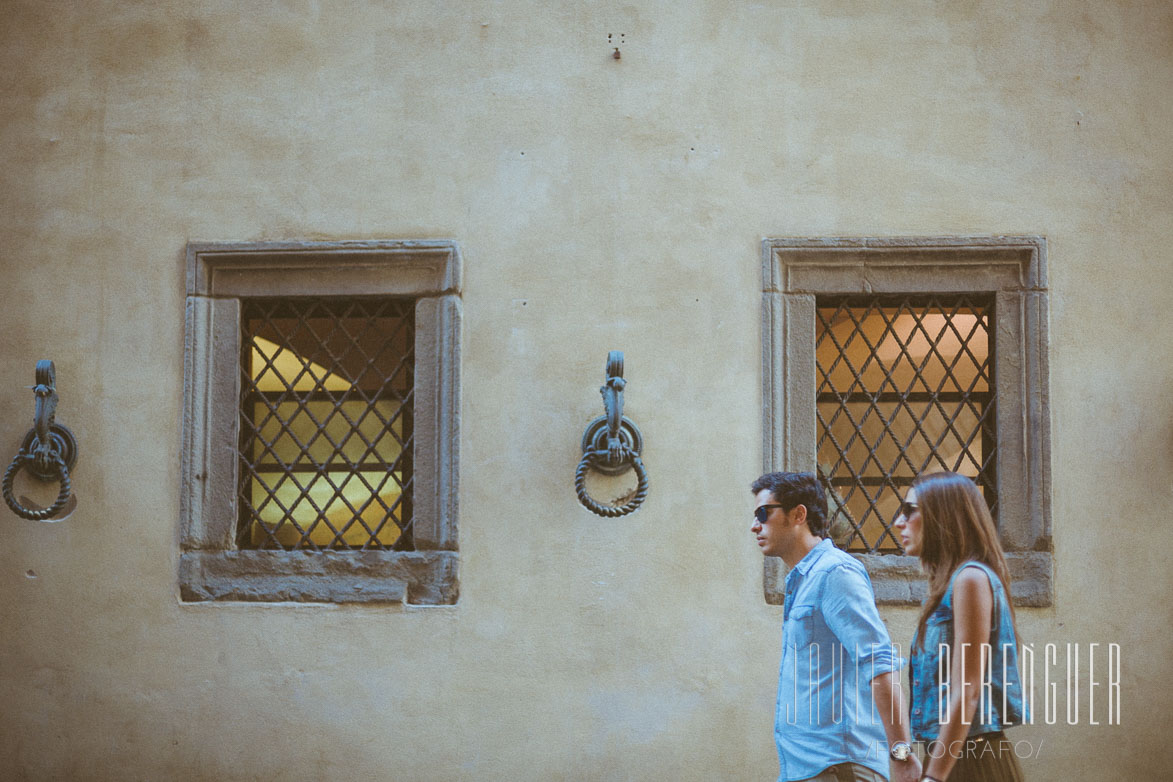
[912, 471, 1018, 649]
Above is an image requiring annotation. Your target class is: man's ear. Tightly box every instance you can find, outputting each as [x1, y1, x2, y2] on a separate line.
[791, 503, 808, 526]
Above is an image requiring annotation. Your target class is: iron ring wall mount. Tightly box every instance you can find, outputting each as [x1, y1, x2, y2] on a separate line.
[575, 351, 648, 517]
[579, 414, 643, 476]
[4, 360, 78, 520]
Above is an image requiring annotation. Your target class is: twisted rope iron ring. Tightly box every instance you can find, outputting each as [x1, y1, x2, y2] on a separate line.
[3, 450, 71, 520]
[575, 447, 649, 517]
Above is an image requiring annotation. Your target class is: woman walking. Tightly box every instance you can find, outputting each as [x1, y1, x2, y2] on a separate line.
[894, 472, 1028, 782]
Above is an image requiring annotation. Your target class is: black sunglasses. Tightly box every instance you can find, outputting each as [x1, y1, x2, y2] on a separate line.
[899, 501, 919, 517]
[754, 504, 788, 523]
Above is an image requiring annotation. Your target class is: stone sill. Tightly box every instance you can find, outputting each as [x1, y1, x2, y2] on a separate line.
[765, 551, 1053, 608]
[179, 550, 459, 605]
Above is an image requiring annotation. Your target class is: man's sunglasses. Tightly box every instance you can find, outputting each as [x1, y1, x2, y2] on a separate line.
[754, 504, 788, 523]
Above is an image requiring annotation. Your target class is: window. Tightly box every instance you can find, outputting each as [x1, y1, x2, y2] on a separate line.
[761, 237, 1051, 606]
[816, 294, 996, 553]
[238, 297, 414, 551]
[180, 241, 461, 604]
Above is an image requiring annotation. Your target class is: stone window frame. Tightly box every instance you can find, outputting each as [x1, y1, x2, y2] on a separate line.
[180, 240, 461, 605]
[761, 236, 1052, 607]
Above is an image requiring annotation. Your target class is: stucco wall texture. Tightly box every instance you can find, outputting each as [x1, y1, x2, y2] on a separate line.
[1, 1, 1171, 779]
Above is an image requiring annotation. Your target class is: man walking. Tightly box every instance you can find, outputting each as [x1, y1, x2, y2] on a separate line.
[751, 472, 920, 782]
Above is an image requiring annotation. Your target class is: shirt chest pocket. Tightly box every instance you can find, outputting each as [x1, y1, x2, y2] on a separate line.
[783, 604, 818, 642]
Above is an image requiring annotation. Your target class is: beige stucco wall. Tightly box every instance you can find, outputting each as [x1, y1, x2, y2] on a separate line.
[2, 0, 1171, 779]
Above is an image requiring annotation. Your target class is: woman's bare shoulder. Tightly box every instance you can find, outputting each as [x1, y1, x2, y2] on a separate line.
[953, 564, 994, 600]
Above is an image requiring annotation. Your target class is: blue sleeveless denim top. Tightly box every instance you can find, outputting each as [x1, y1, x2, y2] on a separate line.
[909, 561, 1028, 741]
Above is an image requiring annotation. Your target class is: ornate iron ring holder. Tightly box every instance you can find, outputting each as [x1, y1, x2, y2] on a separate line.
[575, 352, 648, 517]
[3, 360, 77, 520]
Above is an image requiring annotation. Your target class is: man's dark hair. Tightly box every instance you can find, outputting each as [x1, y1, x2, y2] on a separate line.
[750, 471, 830, 538]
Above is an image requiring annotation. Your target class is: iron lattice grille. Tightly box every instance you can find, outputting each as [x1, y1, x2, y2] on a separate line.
[237, 298, 415, 551]
[815, 294, 996, 553]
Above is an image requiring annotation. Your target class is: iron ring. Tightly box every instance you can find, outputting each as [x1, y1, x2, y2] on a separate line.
[3, 451, 72, 520]
[574, 447, 649, 518]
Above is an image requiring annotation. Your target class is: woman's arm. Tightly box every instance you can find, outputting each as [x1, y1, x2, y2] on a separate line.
[922, 567, 994, 781]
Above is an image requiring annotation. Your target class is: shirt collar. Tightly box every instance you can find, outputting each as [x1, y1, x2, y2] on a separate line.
[783, 537, 833, 591]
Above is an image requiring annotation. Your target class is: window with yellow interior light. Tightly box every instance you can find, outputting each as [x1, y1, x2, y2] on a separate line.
[180, 241, 461, 604]
[761, 237, 1052, 606]
[815, 294, 995, 553]
[239, 298, 414, 551]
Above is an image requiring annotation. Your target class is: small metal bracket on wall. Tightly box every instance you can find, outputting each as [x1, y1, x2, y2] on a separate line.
[575, 351, 648, 517]
[3, 360, 78, 520]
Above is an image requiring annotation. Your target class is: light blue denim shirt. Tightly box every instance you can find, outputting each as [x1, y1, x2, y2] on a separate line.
[909, 561, 1028, 742]
[775, 539, 904, 782]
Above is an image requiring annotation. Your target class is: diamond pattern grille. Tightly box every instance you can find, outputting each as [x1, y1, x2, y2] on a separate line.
[815, 294, 996, 553]
[237, 298, 415, 551]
